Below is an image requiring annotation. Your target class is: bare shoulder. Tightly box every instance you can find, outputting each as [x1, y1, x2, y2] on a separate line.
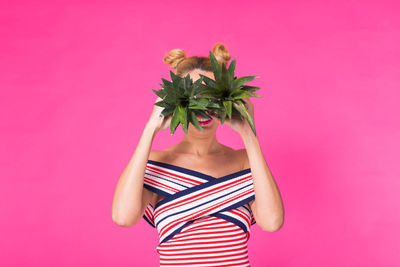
[148, 149, 172, 162]
[148, 150, 161, 161]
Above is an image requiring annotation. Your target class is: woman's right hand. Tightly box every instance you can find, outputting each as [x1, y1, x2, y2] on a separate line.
[147, 96, 172, 133]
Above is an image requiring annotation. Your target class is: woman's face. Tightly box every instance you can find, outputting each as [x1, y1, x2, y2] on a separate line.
[181, 69, 219, 134]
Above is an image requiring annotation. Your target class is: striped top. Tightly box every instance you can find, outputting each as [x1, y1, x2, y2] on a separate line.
[142, 160, 256, 267]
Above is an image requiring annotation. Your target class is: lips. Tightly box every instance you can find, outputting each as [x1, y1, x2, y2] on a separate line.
[196, 116, 213, 125]
[199, 119, 212, 125]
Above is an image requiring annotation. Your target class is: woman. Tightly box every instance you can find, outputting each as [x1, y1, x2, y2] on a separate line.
[111, 43, 284, 266]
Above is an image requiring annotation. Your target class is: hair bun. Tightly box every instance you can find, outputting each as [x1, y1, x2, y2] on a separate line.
[163, 49, 186, 69]
[211, 42, 231, 65]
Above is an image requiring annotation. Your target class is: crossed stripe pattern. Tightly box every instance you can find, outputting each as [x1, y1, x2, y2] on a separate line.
[142, 160, 256, 266]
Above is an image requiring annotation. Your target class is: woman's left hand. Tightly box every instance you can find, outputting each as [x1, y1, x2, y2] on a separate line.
[223, 98, 254, 135]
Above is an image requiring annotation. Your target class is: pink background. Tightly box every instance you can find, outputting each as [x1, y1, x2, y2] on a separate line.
[1, 0, 399, 266]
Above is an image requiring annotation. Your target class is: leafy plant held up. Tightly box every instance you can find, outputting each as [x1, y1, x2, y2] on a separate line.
[197, 51, 262, 136]
[152, 70, 219, 135]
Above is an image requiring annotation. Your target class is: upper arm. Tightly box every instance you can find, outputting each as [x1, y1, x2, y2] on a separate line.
[238, 148, 256, 221]
[140, 149, 168, 216]
[139, 150, 159, 219]
[140, 187, 155, 217]
[238, 148, 250, 169]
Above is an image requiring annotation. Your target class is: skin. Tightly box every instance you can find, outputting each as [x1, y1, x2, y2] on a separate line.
[111, 68, 284, 232]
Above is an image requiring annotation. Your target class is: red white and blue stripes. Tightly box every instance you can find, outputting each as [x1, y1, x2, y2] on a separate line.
[143, 159, 256, 266]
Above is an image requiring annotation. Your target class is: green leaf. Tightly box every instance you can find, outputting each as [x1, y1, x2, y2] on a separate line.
[163, 93, 178, 105]
[161, 107, 174, 116]
[189, 98, 209, 109]
[186, 74, 193, 87]
[227, 57, 236, 79]
[232, 90, 262, 99]
[244, 91, 262, 98]
[221, 62, 232, 89]
[197, 88, 221, 97]
[230, 90, 248, 99]
[178, 105, 188, 134]
[215, 79, 227, 92]
[161, 78, 173, 87]
[170, 106, 180, 134]
[152, 89, 167, 98]
[233, 101, 257, 136]
[197, 84, 219, 95]
[219, 107, 227, 125]
[209, 50, 222, 81]
[163, 83, 178, 99]
[170, 70, 180, 86]
[232, 76, 259, 88]
[241, 85, 261, 93]
[223, 100, 232, 119]
[198, 74, 216, 87]
[232, 108, 243, 120]
[189, 111, 205, 132]
[178, 77, 188, 95]
[194, 110, 212, 120]
[206, 101, 220, 109]
[188, 105, 208, 110]
[154, 100, 167, 107]
[192, 77, 204, 97]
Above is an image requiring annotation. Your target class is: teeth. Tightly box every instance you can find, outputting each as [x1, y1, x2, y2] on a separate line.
[197, 117, 211, 122]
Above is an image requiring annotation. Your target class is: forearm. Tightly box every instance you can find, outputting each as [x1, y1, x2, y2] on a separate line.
[111, 122, 158, 226]
[240, 127, 284, 231]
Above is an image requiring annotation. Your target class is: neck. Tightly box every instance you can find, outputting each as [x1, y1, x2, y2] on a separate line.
[178, 131, 221, 157]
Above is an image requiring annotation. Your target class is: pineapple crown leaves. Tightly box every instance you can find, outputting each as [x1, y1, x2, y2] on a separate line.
[197, 50, 262, 136]
[152, 70, 215, 135]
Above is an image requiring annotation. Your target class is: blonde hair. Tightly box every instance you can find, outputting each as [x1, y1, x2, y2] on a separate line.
[163, 42, 231, 77]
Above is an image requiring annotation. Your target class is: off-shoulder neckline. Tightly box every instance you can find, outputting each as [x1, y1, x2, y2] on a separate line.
[147, 159, 251, 180]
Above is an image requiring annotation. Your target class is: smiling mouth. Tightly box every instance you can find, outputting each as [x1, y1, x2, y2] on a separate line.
[196, 115, 213, 125]
[199, 119, 212, 125]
